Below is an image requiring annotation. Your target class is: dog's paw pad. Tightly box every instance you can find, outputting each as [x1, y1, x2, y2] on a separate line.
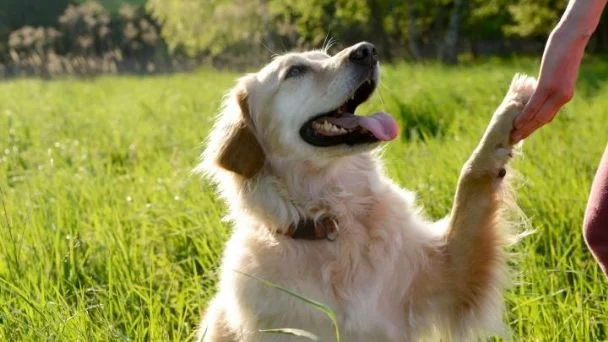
[495, 147, 512, 159]
[500, 150, 513, 159]
[492, 147, 512, 177]
[497, 167, 506, 178]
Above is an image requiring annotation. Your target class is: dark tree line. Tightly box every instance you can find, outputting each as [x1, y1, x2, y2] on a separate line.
[2, 0, 608, 75]
[147, 0, 608, 66]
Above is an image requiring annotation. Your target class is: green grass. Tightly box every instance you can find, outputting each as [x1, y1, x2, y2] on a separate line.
[1, 57, 607, 341]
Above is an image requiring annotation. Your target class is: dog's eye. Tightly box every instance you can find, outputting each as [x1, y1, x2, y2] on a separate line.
[284, 65, 308, 79]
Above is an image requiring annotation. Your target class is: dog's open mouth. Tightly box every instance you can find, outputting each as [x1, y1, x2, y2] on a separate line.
[299, 79, 399, 147]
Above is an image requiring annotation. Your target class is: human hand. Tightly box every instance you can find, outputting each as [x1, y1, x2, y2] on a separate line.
[511, 27, 586, 143]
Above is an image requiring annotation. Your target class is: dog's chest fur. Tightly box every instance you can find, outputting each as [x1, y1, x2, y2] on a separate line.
[217, 158, 435, 341]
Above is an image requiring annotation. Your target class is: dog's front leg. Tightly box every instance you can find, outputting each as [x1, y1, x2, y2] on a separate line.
[439, 74, 536, 336]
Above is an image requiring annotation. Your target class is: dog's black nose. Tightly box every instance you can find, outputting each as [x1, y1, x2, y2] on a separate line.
[349, 42, 377, 66]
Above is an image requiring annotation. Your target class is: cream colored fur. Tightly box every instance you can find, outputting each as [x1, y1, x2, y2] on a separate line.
[195, 43, 535, 342]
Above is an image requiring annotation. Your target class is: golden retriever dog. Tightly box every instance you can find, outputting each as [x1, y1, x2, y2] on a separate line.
[196, 42, 534, 341]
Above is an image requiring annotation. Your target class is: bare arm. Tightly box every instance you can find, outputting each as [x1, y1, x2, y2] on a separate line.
[511, 0, 608, 143]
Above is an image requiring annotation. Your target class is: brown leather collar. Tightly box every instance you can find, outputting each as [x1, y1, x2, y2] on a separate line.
[284, 216, 339, 241]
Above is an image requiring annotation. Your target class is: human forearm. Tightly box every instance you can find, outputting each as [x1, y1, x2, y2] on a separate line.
[557, 0, 607, 39]
[511, 0, 607, 143]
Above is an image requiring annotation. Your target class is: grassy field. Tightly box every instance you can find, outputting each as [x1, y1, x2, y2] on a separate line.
[1, 57, 607, 341]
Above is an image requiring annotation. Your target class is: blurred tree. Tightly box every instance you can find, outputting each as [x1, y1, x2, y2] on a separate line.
[465, 0, 511, 40]
[440, 0, 465, 64]
[5, 0, 608, 70]
[0, 0, 69, 28]
[406, 0, 422, 60]
[4, 0, 167, 76]
[146, 0, 269, 58]
[74, 0, 146, 13]
[0, 0, 69, 62]
[590, 10, 608, 51]
[0, 0, 144, 63]
[367, 0, 393, 60]
[268, 0, 371, 47]
[504, 0, 566, 38]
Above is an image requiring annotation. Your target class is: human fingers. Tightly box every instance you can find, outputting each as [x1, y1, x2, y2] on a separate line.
[511, 95, 563, 143]
[514, 90, 548, 130]
[511, 91, 547, 142]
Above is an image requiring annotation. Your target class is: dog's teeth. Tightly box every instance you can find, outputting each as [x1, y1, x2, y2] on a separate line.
[313, 120, 346, 135]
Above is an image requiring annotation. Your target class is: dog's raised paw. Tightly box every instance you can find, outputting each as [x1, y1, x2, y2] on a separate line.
[484, 73, 537, 151]
[467, 73, 535, 178]
[506, 73, 537, 107]
[495, 73, 537, 128]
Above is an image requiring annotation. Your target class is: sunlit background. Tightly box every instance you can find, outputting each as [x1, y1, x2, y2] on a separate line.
[2, 0, 608, 76]
[1, 1, 607, 341]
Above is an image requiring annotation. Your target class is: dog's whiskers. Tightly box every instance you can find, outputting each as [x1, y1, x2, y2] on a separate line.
[377, 82, 387, 108]
[262, 41, 280, 58]
[322, 34, 336, 54]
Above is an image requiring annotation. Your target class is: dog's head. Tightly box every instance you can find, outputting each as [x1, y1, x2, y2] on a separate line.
[202, 42, 399, 179]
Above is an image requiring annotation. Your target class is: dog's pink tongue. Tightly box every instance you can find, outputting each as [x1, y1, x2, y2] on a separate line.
[357, 112, 399, 141]
[325, 112, 399, 141]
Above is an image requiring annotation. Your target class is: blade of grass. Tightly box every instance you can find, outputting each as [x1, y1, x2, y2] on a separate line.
[199, 325, 208, 341]
[234, 270, 341, 342]
[260, 328, 321, 341]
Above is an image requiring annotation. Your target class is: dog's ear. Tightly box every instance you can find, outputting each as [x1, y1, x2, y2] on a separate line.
[216, 88, 265, 178]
